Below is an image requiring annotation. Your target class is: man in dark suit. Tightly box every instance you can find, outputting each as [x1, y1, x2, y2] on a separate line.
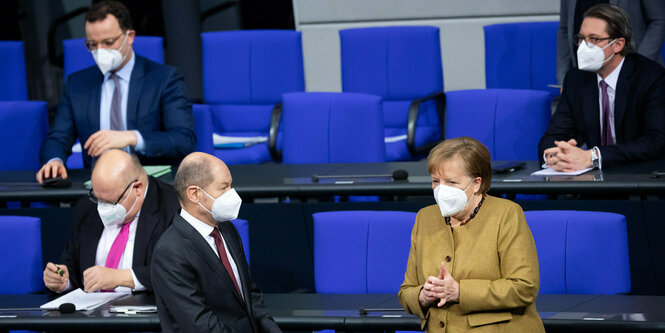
[36, 1, 195, 183]
[43, 149, 179, 292]
[151, 152, 281, 333]
[540, 3, 665, 171]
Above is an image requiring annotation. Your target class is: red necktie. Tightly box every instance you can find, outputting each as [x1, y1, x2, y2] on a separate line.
[210, 228, 242, 298]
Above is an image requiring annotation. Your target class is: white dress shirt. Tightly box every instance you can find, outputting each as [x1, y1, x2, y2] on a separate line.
[180, 208, 244, 299]
[94, 183, 149, 292]
[99, 51, 145, 152]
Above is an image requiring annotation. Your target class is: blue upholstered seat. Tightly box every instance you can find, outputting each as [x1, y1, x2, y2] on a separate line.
[231, 219, 250, 264]
[0, 41, 28, 101]
[484, 22, 559, 96]
[0, 101, 48, 171]
[340, 26, 445, 161]
[62, 36, 164, 78]
[525, 210, 630, 294]
[281, 92, 385, 164]
[446, 89, 552, 161]
[201, 30, 305, 164]
[0, 216, 43, 294]
[313, 210, 416, 293]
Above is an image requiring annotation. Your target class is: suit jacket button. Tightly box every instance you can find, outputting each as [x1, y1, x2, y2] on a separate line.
[445, 256, 451, 262]
[439, 321, 445, 328]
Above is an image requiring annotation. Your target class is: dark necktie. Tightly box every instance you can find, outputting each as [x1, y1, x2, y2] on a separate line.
[210, 228, 243, 298]
[599, 80, 613, 146]
[110, 73, 123, 131]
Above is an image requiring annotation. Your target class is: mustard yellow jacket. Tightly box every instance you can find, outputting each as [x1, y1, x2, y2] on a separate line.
[399, 196, 545, 332]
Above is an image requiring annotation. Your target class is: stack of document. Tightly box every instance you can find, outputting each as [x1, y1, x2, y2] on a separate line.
[40, 288, 130, 311]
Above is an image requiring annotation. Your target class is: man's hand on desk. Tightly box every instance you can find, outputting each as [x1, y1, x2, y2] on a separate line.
[83, 266, 134, 292]
[544, 139, 592, 172]
[84, 130, 137, 157]
[43, 262, 68, 292]
[36, 160, 68, 184]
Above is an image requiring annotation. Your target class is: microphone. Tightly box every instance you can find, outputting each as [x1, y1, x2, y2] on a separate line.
[0, 303, 76, 313]
[311, 169, 409, 183]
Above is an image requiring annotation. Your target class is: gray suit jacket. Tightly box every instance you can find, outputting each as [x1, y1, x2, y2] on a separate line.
[557, 0, 665, 84]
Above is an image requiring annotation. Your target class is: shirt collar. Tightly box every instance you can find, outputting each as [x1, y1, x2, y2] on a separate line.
[180, 208, 216, 239]
[597, 57, 625, 91]
[104, 50, 135, 82]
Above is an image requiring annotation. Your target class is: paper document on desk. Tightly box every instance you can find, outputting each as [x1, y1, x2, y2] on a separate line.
[109, 305, 158, 314]
[40, 288, 130, 311]
[531, 167, 593, 176]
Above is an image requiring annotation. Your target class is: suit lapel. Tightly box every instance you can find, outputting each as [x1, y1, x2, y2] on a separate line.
[126, 55, 145, 129]
[132, 177, 159, 268]
[88, 72, 104, 136]
[582, 71, 601, 147]
[81, 213, 104, 270]
[219, 221, 256, 329]
[613, 57, 633, 144]
[174, 216, 247, 309]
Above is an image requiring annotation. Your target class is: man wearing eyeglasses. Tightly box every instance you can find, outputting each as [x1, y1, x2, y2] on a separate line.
[539, 3, 665, 171]
[43, 149, 179, 293]
[36, 0, 196, 184]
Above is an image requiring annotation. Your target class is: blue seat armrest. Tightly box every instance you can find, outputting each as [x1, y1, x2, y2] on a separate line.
[268, 102, 283, 162]
[407, 91, 446, 156]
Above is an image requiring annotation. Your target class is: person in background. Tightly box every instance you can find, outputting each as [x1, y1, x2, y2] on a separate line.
[43, 149, 179, 293]
[36, 0, 195, 184]
[399, 137, 544, 332]
[151, 152, 281, 333]
[557, 0, 665, 85]
[542, 3, 665, 171]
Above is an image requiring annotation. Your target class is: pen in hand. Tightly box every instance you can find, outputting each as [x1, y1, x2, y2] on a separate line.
[55, 264, 65, 277]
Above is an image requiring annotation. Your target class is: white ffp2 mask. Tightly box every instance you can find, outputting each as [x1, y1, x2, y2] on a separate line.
[433, 182, 473, 217]
[198, 187, 242, 222]
[91, 31, 129, 75]
[576, 39, 616, 72]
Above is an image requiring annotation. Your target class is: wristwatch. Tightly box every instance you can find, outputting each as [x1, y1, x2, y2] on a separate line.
[590, 147, 600, 169]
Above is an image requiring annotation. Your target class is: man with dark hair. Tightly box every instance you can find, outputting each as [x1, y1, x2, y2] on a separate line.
[540, 3, 665, 171]
[43, 149, 179, 293]
[37, 0, 196, 183]
[152, 152, 281, 333]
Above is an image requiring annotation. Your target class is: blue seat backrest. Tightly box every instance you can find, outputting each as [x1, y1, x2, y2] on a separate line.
[63, 36, 165, 78]
[446, 89, 551, 160]
[231, 219, 250, 264]
[340, 26, 443, 100]
[0, 216, 43, 294]
[313, 211, 416, 293]
[525, 210, 630, 294]
[0, 101, 49, 170]
[281, 92, 385, 164]
[484, 22, 559, 96]
[0, 41, 28, 100]
[192, 104, 214, 154]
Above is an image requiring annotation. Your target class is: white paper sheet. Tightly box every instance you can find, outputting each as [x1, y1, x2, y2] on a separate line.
[40, 288, 130, 311]
[531, 167, 593, 176]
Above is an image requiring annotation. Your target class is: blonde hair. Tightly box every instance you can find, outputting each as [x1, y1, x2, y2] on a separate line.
[427, 137, 492, 194]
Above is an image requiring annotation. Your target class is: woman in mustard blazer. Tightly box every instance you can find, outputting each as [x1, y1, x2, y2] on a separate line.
[398, 137, 544, 332]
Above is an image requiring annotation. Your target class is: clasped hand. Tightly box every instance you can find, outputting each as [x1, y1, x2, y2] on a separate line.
[544, 139, 592, 172]
[419, 262, 459, 308]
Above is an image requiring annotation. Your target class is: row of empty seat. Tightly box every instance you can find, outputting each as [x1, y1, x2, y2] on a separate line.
[0, 209, 629, 296]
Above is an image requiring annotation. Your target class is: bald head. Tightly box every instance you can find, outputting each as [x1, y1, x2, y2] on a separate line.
[92, 149, 146, 190]
[175, 152, 231, 205]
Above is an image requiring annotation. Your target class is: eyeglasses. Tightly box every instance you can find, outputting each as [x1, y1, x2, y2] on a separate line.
[575, 34, 614, 47]
[84, 32, 125, 51]
[88, 179, 138, 205]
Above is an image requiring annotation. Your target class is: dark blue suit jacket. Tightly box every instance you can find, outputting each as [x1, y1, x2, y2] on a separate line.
[539, 54, 665, 168]
[40, 55, 196, 167]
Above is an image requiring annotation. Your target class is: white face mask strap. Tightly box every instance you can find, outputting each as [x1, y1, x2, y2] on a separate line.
[117, 31, 130, 53]
[196, 186, 215, 215]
